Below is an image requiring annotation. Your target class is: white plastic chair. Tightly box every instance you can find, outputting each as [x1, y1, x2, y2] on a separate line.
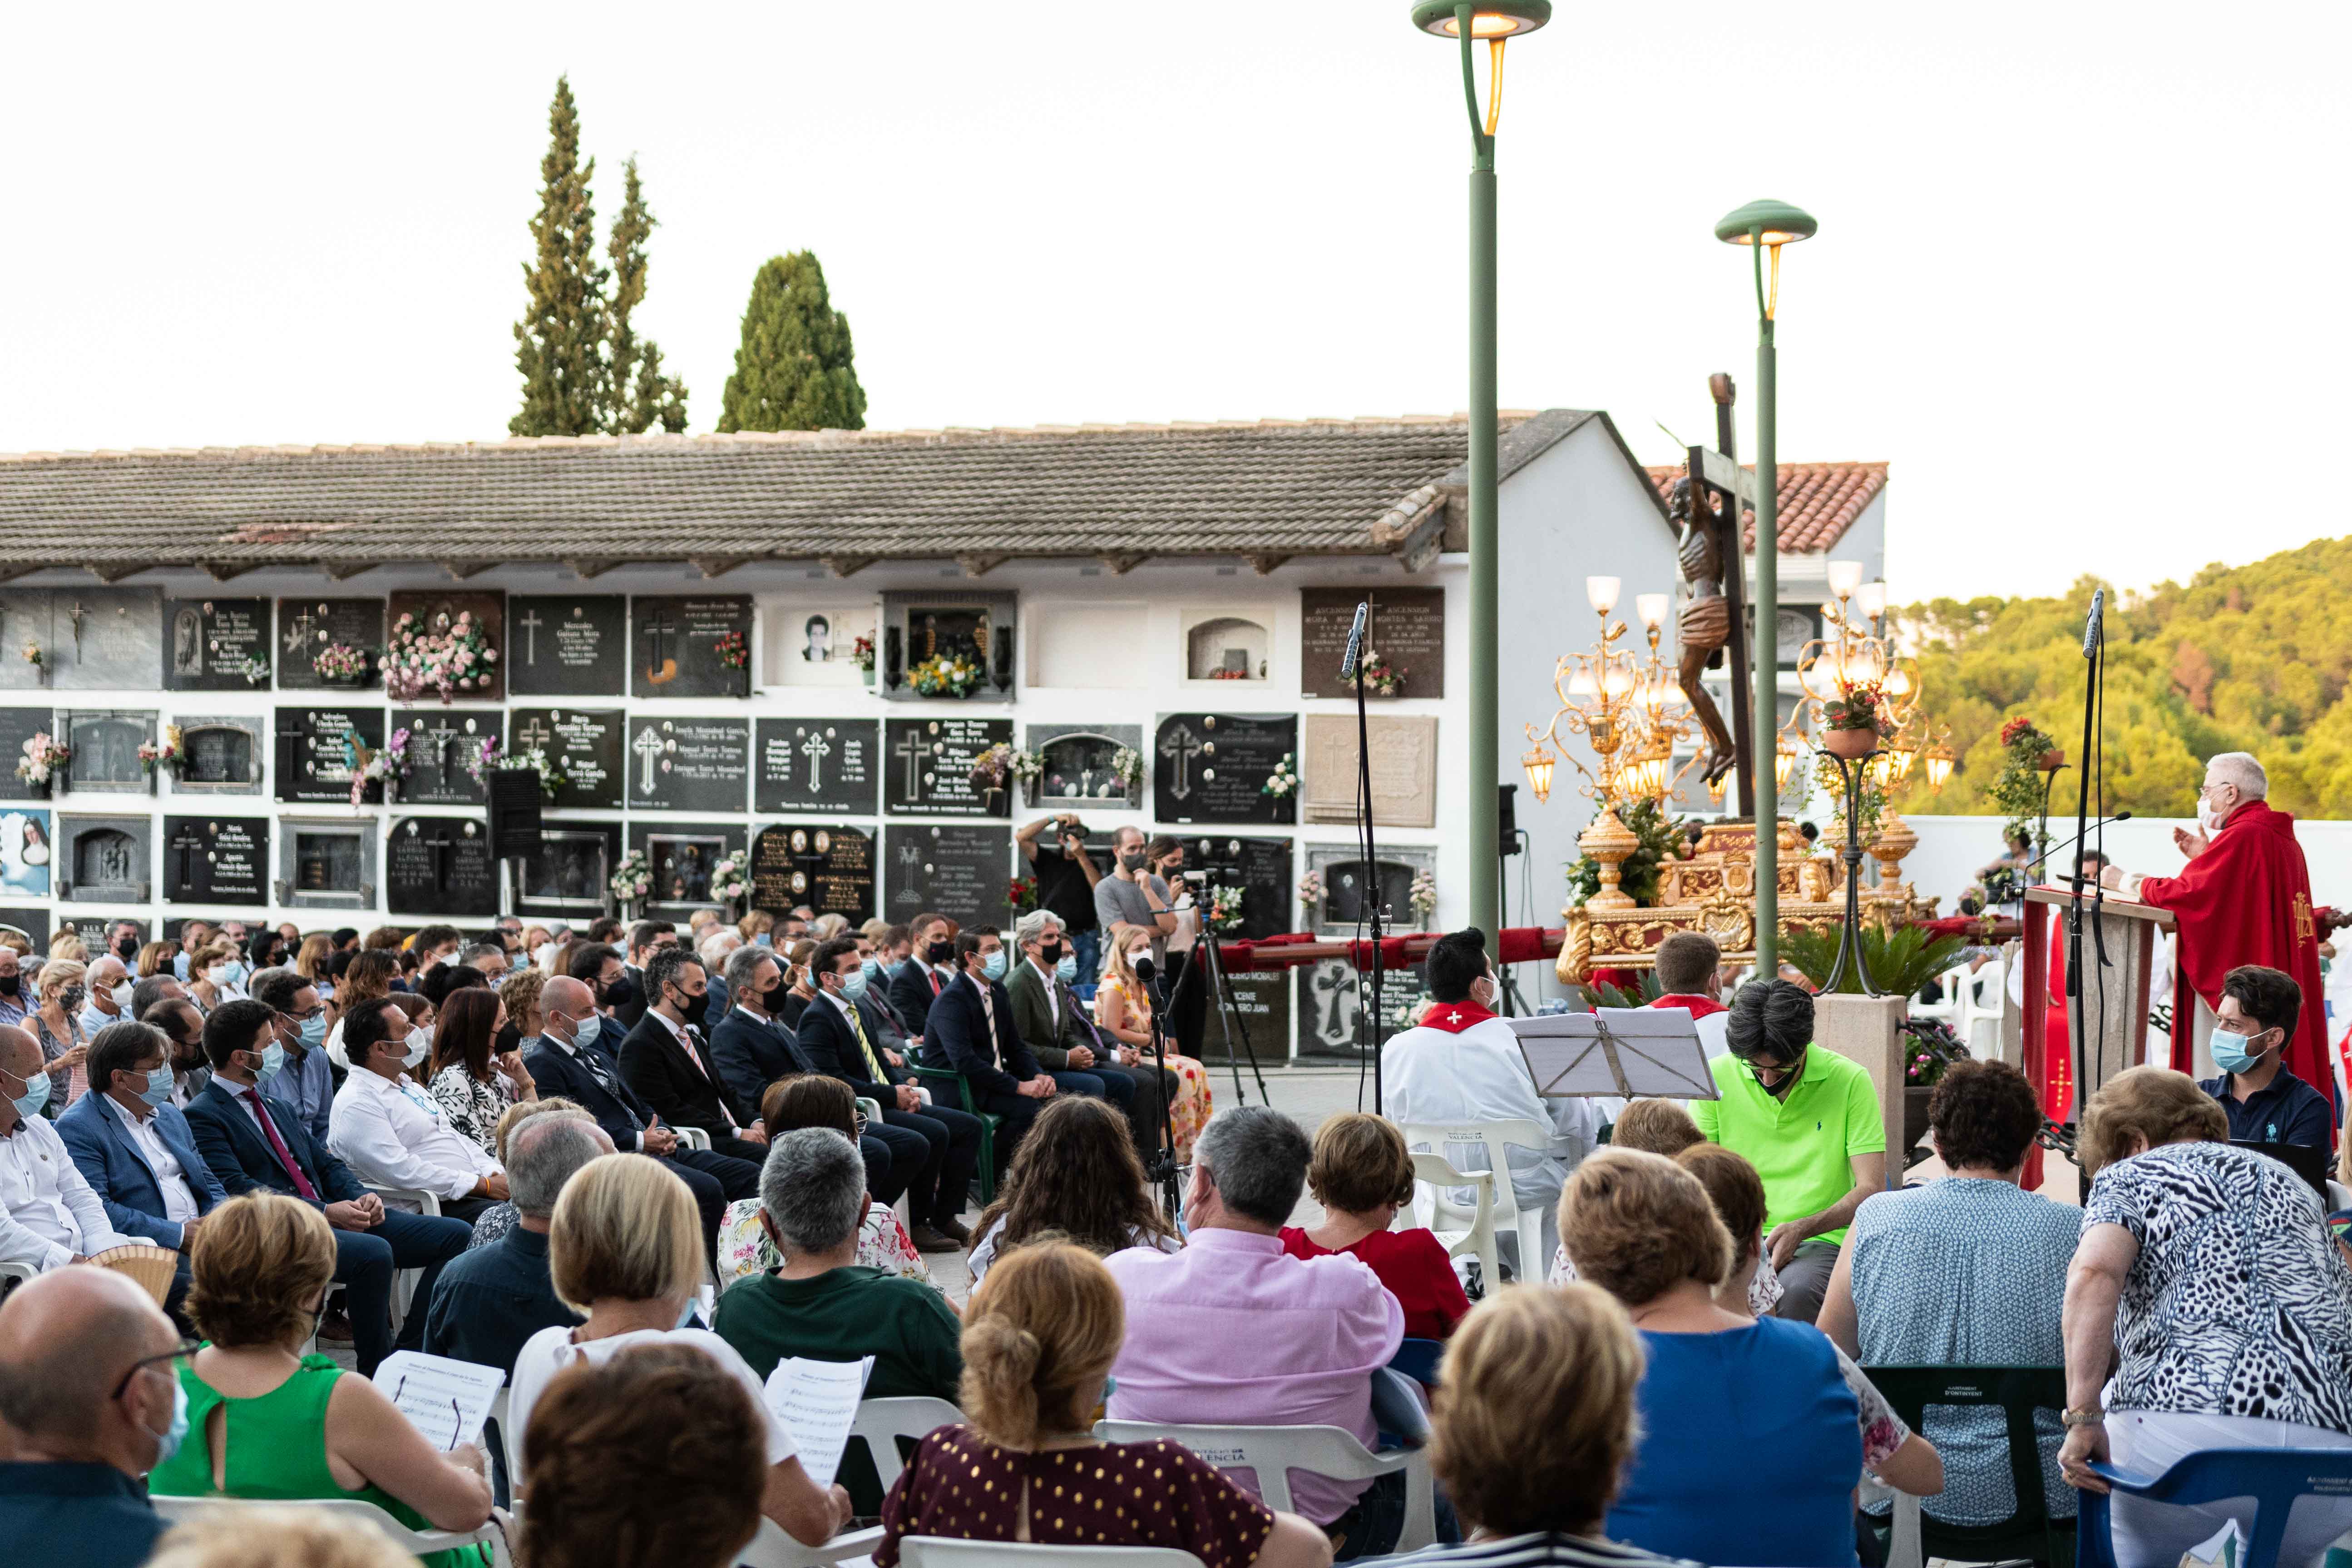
[1907, 965, 1967, 1026]
[675, 1124, 713, 1152]
[1966, 958, 2008, 1060]
[0, 1258, 37, 1295]
[850, 1395, 966, 1493]
[364, 1185, 440, 1331]
[734, 1518, 888, 1566]
[1402, 1119, 1550, 1283]
[1097, 1419, 1436, 1554]
[902, 1542, 1203, 1568]
[488, 1385, 519, 1491]
[1401, 1151, 1500, 1298]
[151, 1494, 515, 1568]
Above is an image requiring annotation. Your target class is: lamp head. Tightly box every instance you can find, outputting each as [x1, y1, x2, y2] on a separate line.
[1855, 581, 1888, 621]
[1410, 0, 1551, 37]
[1714, 198, 1818, 247]
[1635, 592, 1670, 632]
[1826, 559, 1866, 599]
[1586, 575, 1622, 616]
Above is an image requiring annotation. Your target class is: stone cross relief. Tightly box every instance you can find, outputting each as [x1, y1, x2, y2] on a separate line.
[1159, 725, 1203, 800]
[282, 604, 318, 654]
[516, 717, 553, 752]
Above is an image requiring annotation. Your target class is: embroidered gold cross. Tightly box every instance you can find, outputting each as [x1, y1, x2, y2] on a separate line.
[2295, 892, 2316, 947]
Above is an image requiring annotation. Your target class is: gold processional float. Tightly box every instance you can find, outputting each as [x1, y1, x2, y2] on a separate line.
[1522, 559, 1952, 987]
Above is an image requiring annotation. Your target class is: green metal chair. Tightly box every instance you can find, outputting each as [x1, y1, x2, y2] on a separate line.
[1863, 1365, 2073, 1568]
[907, 1055, 1003, 1206]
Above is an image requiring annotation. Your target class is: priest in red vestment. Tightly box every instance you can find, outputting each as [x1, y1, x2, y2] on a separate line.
[2104, 752, 2335, 1122]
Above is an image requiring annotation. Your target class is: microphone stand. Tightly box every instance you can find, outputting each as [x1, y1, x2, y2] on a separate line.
[1132, 957, 1182, 1213]
[1352, 625, 1385, 1114]
[2062, 589, 2107, 1150]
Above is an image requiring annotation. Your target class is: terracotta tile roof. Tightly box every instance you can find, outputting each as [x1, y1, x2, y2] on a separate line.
[0, 415, 1542, 580]
[1645, 460, 1888, 553]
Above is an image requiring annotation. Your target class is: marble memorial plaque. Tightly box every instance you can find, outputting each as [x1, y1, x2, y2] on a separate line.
[630, 595, 753, 700]
[508, 595, 626, 697]
[509, 708, 624, 811]
[277, 599, 385, 690]
[1301, 712, 1437, 828]
[753, 718, 878, 816]
[626, 822, 747, 913]
[385, 590, 507, 703]
[164, 816, 268, 907]
[626, 716, 751, 813]
[391, 708, 499, 806]
[0, 807, 52, 898]
[1204, 969, 1291, 1067]
[883, 717, 1014, 818]
[1300, 587, 1444, 699]
[50, 589, 163, 691]
[0, 708, 54, 801]
[749, 824, 876, 924]
[168, 715, 263, 796]
[62, 710, 157, 796]
[274, 818, 377, 908]
[58, 814, 151, 903]
[1151, 713, 1296, 826]
[273, 707, 384, 805]
[1297, 959, 1428, 1059]
[163, 598, 272, 692]
[1023, 723, 1142, 809]
[519, 824, 620, 916]
[880, 823, 1011, 928]
[386, 816, 499, 918]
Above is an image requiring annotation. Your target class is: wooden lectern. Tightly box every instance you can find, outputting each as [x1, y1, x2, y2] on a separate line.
[2021, 886, 2183, 1132]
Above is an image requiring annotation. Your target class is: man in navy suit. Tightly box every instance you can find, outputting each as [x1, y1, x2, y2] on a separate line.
[520, 974, 759, 1260]
[56, 1019, 228, 1315]
[618, 947, 769, 1166]
[710, 945, 808, 1110]
[888, 914, 958, 1039]
[183, 999, 470, 1375]
[925, 928, 1058, 1172]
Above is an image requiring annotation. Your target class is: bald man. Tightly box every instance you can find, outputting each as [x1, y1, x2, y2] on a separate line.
[0, 1025, 138, 1272]
[0, 1267, 182, 1565]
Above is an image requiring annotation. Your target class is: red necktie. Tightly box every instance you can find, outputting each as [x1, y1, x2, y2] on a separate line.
[929, 970, 943, 999]
[242, 1088, 319, 1201]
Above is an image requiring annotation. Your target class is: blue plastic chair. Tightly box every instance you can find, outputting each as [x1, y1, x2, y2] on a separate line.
[2079, 1449, 2352, 1568]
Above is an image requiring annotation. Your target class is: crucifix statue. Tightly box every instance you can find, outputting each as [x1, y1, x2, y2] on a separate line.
[1670, 475, 1739, 790]
[894, 729, 929, 802]
[518, 608, 544, 666]
[632, 726, 667, 794]
[801, 728, 832, 792]
[1675, 372, 1760, 818]
[1158, 725, 1204, 800]
[66, 601, 88, 660]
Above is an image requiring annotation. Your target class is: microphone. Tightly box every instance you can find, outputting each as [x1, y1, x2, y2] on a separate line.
[1339, 601, 1370, 682]
[1133, 956, 1156, 987]
[2041, 811, 2133, 880]
[2082, 588, 2104, 660]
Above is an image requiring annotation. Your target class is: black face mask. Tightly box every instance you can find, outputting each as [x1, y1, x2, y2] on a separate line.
[673, 987, 710, 1030]
[0, 975, 16, 999]
[600, 974, 639, 1012]
[494, 1021, 523, 1057]
[114, 936, 140, 961]
[1039, 941, 1063, 963]
[924, 940, 954, 965]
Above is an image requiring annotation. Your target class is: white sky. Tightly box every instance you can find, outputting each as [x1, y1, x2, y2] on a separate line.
[3, 3, 2344, 602]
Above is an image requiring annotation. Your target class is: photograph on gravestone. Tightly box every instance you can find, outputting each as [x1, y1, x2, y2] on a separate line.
[625, 716, 751, 814]
[0, 708, 54, 801]
[58, 815, 151, 904]
[509, 708, 624, 811]
[273, 707, 384, 804]
[1299, 587, 1446, 699]
[276, 819, 377, 909]
[1151, 713, 1298, 826]
[631, 595, 753, 700]
[62, 711, 158, 796]
[753, 718, 879, 816]
[277, 599, 385, 690]
[1201, 970, 1292, 1067]
[167, 715, 264, 796]
[627, 822, 747, 913]
[386, 816, 499, 918]
[520, 823, 620, 915]
[390, 708, 501, 806]
[0, 592, 54, 692]
[507, 595, 627, 697]
[0, 906, 50, 950]
[1182, 613, 1271, 683]
[164, 817, 268, 908]
[1304, 843, 1437, 935]
[750, 824, 876, 924]
[1295, 959, 1428, 1059]
[882, 717, 1014, 818]
[1300, 712, 1438, 829]
[877, 590, 1018, 700]
[760, 600, 879, 690]
[880, 823, 1011, 929]
[1023, 723, 1142, 809]
[385, 590, 507, 704]
[163, 599, 272, 692]
[0, 808, 52, 898]
[1183, 835, 1294, 942]
[51, 589, 163, 692]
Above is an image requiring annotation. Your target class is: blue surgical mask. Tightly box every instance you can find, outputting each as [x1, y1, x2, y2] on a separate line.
[298, 1014, 329, 1051]
[862, 959, 884, 985]
[1056, 955, 1078, 984]
[982, 951, 1008, 982]
[1101, 1375, 1118, 1405]
[676, 1294, 700, 1330]
[573, 1014, 602, 1052]
[152, 1375, 189, 1469]
[2212, 1026, 2269, 1076]
[8, 1068, 50, 1121]
[249, 1041, 286, 1083]
[136, 1064, 175, 1109]
[840, 970, 869, 1002]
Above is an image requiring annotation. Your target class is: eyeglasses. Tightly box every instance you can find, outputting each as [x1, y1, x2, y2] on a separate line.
[277, 1004, 326, 1024]
[112, 1340, 200, 1400]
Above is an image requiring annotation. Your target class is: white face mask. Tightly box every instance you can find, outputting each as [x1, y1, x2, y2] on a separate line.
[400, 1028, 430, 1068]
[110, 979, 136, 1013]
[2197, 791, 2227, 836]
[207, 964, 234, 986]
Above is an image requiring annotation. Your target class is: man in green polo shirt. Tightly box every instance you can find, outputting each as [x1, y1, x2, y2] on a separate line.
[1690, 978, 1885, 1325]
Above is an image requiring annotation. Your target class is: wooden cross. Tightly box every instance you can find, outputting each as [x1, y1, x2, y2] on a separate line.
[518, 608, 545, 665]
[642, 610, 678, 684]
[1158, 724, 1204, 800]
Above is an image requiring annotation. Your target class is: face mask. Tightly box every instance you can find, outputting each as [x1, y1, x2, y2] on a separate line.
[61, 984, 88, 1013]
[247, 1041, 287, 1083]
[7, 1068, 50, 1120]
[602, 975, 640, 1013]
[1118, 850, 1146, 872]
[676, 1294, 700, 1331]
[1056, 955, 1078, 984]
[0, 974, 15, 998]
[494, 1022, 522, 1058]
[925, 940, 954, 966]
[207, 965, 234, 987]
[2212, 1025, 2270, 1076]
[677, 988, 710, 1029]
[136, 1064, 175, 1108]
[298, 1014, 329, 1051]
[862, 958, 884, 986]
[2197, 796, 2224, 836]
[755, 931, 774, 948]
[110, 979, 136, 1013]
[400, 1030, 430, 1068]
[149, 1375, 189, 1471]
[982, 951, 1008, 982]
[573, 1013, 602, 1052]
[115, 936, 140, 961]
[1038, 941, 1063, 964]
[840, 970, 868, 1002]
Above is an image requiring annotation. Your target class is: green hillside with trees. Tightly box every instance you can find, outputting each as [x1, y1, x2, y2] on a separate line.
[1895, 536, 2352, 820]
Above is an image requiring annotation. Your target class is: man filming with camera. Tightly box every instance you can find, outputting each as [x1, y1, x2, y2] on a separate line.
[1016, 813, 1107, 990]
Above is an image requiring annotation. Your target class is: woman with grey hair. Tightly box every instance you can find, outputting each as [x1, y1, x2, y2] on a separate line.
[712, 1127, 964, 1514]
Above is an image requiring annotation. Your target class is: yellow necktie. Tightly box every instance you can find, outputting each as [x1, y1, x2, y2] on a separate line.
[846, 1000, 886, 1082]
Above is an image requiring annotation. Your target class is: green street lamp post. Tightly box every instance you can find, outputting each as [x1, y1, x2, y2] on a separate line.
[1410, 0, 1550, 944]
[1713, 198, 1817, 977]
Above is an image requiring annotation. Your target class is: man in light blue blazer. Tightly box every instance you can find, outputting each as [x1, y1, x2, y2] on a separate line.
[56, 1019, 228, 1316]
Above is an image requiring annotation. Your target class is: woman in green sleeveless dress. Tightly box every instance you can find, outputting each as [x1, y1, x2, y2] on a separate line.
[148, 1193, 494, 1567]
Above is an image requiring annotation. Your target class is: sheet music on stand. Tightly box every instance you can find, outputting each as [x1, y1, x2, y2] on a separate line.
[1506, 1009, 1719, 1101]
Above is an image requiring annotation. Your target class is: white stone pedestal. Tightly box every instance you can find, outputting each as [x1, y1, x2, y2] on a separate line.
[1815, 993, 1910, 1187]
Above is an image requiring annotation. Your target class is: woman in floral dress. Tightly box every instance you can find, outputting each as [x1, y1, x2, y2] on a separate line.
[1092, 927, 1209, 1162]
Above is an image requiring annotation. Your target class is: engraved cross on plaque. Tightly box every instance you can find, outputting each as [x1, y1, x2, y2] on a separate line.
[517, 716, 553, 752]
[801, 728, 832, 792]
[895, 844, 923, 904]
[282, 604, 317, 653]
[632, 726, 667, 793]
[518, 608, 545, 666]
[1158, 725, 1204, 801]
[894, 729, 929, 802]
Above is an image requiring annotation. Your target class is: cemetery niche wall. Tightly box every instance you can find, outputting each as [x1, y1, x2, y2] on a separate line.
[631, 596, 753, 699]
[390, 709, 501, 806]
[164, 817, 268, 907]
[0, 808, 52, 898]
[509, 708, 623, 811]
[519, 822, 621, 919]
[877, 589, 1016, 701]
[1152, 714, 1297, 827]
[276, 599, 385, 691]
[275, 818, 377, 910]
[58, 815, 151, 904]
[626, 716, 751, 813]
[163, 599, 271, 692]
[754, 718, 878, 816]
[1023, 723, 1141, 810]
[275, 707, 385, 805]
[168, 716, 264, 796]
[750, 824, 875, 924]
[0, 709, 52, 801]
[1301, 712, 1438, 830]
[881, 823, 1009, 929]
[1299, 586, 1444, 698]
[62, 711, 158, 797]
[507, 595, 627, 697]
[627, 822, 748, 915]
[386, 816, 499, 919]
[884, 717, 1014, 817]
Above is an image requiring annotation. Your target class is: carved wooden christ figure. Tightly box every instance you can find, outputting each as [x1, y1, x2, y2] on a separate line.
[1670, 476, 1739, 788]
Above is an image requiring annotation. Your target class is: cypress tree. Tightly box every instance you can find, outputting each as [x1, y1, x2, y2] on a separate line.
[605, 158, 688, 434]
[717, 252, 867, 433]
[509, 78, 610, 438]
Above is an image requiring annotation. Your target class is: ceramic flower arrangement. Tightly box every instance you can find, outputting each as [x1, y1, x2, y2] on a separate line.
[713, 630, 750, 671]
[1206, 883, 1247, 935]
[469, 736, 570, 800]
[312, 642, 371, 683]
[709, 856, 749, 908]
[1408, 869, 1439, 925]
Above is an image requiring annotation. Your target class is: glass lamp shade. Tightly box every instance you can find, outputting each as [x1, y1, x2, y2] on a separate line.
[1774, 740, 1798, 793]
[1567, 668, 1598, 697]
[1586, 575, 1622, 616]
[1856, 581, 1888, 621]
[1826, 559, 1866, 599]
[1925, 743, 1956, 791]
[1635, 592, 1670, 631]
[1522, 744, 1556, 804]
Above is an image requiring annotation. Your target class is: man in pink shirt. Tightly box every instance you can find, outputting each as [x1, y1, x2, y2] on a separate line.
[1104, 1104, 1406, 1555]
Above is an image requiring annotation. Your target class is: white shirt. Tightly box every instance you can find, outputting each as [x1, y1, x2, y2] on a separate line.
[328, 1066, 502, 1203]
[509, 1326, 796, 1482]
[0, 1112, 135, 1270]
[97, 1092, 199, 1223]
[1028, 958, 1060, 1028]
[1380, 1013, 1601, 1217]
